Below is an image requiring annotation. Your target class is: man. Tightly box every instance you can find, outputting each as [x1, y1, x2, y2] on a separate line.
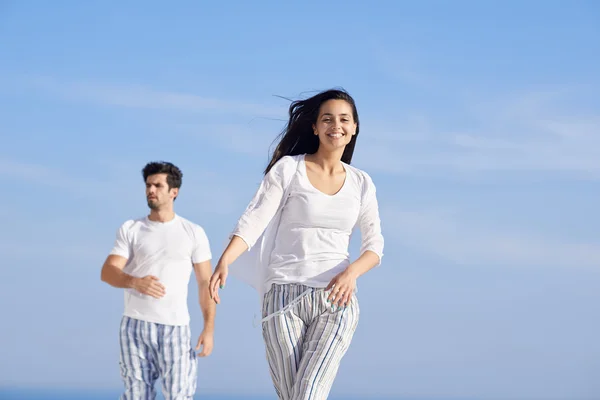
[101, 161, 215, 400]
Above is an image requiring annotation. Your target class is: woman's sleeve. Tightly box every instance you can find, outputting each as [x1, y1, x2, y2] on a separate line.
[356, 172, 384, 265]
[230, 157, 289, 250]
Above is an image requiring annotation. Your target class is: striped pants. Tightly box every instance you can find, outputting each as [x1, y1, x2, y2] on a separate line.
[119, 316, 197, 400]
[262, 284, 360, 400]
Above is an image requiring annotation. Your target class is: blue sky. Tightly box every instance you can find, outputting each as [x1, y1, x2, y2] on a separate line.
[1, 1, 599, 399]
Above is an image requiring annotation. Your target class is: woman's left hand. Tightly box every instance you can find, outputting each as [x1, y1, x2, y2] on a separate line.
[325, 268, 358, 307]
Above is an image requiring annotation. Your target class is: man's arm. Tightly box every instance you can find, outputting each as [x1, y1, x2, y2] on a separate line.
[194, 260, 215, 357]
[100, 255, 165, 299]
[194, 260, 216, 331]
[101, 255, 132, 288]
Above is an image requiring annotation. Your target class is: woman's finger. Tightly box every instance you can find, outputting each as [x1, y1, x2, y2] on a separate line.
[330, 285, 343, 304]
[214, 277, 220, 299]
[327, 287, 337, 302]
[208, 275, 216, 296]
[336, 288, 347, 307]
[342, 292, 351, 308]
[214, 281, 221, 304]
[212, 278, 221, 303]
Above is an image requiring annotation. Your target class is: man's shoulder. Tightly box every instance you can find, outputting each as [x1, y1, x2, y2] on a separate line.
[175, 215, 202, 228]
[175, 215, 209, 237]
[118, 217, 147, 232]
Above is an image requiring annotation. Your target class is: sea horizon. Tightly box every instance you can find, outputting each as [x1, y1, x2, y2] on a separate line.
[0, 386, 497, 400]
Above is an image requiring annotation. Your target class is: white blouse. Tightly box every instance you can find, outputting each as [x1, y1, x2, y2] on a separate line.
[231, 154, 384, 291]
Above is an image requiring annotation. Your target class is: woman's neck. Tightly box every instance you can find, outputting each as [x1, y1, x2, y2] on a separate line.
[309, 148, 344, 175]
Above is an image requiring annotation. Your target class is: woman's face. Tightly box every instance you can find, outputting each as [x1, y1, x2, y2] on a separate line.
[313, 99, 357, 152]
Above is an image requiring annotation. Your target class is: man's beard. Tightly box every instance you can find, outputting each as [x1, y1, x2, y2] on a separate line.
[147, 199, 159, 209]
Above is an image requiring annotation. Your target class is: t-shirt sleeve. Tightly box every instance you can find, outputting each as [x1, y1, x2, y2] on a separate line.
[357, 172, 384, 265]
[192, 225, 212, 263]
[230, 156, 291, 249]
[109, 222, 132, 259]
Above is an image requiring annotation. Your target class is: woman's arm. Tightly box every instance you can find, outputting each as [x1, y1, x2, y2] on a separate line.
[356, 172, 384, 264]
[216, 235, 249, 272]
[209, 158, 291, 302]
[345, 250, 381, 279]
[326, 172, 384, 306]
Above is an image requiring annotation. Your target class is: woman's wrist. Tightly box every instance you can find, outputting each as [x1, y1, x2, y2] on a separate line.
[345, 264, 362, 280]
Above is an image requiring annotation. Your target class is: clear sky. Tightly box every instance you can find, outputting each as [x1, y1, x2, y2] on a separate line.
[0, 1, 599, 399]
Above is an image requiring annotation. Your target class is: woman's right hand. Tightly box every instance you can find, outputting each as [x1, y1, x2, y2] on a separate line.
[209, 261, 229, 304]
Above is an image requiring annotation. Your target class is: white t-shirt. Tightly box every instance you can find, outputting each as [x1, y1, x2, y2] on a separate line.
[110, 214, 212, 326]
[232, 154, 384, 290]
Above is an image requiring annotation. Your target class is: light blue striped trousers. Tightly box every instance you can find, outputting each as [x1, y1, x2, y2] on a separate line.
[262, 283, 360, 400]
[119, 316, 197, 400]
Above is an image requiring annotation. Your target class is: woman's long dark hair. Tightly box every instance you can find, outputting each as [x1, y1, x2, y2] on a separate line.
[264, 88, 360, 175]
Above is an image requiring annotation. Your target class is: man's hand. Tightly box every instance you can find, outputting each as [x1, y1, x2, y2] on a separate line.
[195, 329, 214, 357]
[132, 275, 166, 299]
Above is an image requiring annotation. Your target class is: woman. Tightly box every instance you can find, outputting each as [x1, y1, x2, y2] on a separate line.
[209, 88, 384, 400]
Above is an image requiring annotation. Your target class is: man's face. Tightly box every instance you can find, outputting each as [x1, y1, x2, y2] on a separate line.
[145, 173, 177, 210]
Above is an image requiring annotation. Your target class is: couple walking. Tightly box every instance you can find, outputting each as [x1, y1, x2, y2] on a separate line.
[100, 88, 385, 400]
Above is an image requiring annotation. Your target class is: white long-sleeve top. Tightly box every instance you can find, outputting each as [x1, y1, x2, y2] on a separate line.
[230, 154, 384, 295]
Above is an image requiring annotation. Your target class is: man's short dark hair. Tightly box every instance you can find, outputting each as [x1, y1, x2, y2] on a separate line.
[142, 161, 183, 190]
